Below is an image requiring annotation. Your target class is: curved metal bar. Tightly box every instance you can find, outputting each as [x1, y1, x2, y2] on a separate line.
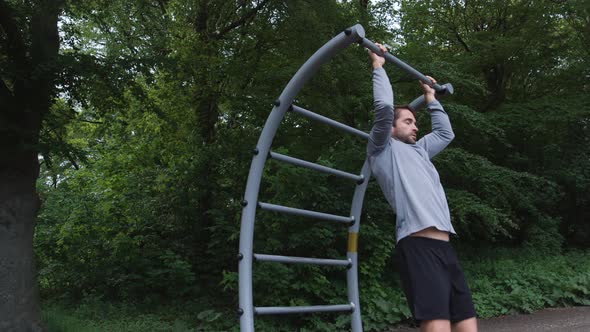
[238, 24, 366, 332]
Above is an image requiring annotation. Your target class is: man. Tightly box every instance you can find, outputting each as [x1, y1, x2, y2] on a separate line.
[367, 44, 478, 332]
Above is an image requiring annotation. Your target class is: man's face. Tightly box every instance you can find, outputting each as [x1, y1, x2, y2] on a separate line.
[392, 108, 418, 144]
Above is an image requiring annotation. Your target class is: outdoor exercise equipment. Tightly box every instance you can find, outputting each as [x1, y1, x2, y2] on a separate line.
[238, 23, 454, 332]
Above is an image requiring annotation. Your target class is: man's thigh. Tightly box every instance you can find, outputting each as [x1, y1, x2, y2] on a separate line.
[447, 248, 476, 323]
[397, 237, 453, 322]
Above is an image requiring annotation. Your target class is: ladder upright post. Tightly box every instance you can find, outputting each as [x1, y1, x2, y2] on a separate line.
[238, 24, 366, 332]
[347, 160, 371, 332]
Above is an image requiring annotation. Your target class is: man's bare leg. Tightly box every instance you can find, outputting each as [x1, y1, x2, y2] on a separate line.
[452, 317, 478, 332]
[421, 319, 451, 332]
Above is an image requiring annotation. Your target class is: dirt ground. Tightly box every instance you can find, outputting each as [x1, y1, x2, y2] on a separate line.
[386, 306, 590, 332]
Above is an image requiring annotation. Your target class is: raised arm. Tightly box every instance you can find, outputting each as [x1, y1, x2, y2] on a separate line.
[367, 44, 394, 156]
[416, 78, 455, 158]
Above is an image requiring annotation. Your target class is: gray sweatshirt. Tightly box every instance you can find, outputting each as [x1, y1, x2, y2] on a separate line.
[367, 67, 456, 242]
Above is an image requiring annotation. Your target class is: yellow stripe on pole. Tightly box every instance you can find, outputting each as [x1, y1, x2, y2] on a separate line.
[347, 233, 358, 252]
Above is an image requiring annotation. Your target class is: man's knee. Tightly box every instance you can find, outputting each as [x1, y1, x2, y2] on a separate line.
[451, 317, 477, 332]
[420, 319, 451, 332]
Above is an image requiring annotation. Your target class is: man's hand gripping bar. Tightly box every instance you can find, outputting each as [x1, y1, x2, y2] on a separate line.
[360, 37, 454, 111]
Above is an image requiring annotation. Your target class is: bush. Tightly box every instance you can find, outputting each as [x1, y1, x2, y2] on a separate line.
[465, 249, 590, 318]
[42, 298, 196, 332]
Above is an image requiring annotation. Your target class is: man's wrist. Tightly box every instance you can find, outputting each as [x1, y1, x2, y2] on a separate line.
[372, 62, 383, 69]
[424, 93, 436, 104]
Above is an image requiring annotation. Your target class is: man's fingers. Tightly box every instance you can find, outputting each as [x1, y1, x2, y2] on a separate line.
[374, 42, 388, 54]
[420, 76, 437, 87]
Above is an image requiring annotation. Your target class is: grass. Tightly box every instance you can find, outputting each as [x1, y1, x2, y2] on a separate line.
[42, 300, 197, 332]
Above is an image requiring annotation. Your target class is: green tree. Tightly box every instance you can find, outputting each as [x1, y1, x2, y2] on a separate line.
[398, 0, 579, 110]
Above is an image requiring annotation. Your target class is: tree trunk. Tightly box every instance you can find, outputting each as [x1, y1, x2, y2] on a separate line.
[482, 63, 508, 111]
[0, 0, 62, 330]
[0, 170, 44, 332]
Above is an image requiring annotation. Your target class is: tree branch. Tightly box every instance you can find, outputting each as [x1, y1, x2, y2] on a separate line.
[157, 0, 168, 15]
[454, 30, 471, 52]
[210, 0, 270, 39]
[75, 118, 104, 124]
[67, 152, 80, 170]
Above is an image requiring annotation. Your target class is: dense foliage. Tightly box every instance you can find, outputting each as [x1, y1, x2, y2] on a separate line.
[0, 0, 585, 330]
[40, 250, 590, 331]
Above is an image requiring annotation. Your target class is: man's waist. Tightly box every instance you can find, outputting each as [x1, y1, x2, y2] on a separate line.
[410, 227, 450, 241]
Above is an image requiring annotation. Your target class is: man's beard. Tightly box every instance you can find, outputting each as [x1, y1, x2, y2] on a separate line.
[395, 134, 415, 144]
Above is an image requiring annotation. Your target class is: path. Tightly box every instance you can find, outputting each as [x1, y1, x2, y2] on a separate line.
[386, 306, 590, 332]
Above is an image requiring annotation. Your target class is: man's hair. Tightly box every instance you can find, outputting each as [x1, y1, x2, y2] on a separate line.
[393, 105, 416, 127]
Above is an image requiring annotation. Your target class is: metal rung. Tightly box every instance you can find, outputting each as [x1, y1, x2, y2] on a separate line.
[269, 151, 364, 183]
[255, 303, 355, 315]
[254, 253, 351, 267]
[258, 202, 354, 224]
[291, 105, 369, 139]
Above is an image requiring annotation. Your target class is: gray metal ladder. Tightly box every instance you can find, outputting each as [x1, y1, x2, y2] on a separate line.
[238, 24, 454, 332]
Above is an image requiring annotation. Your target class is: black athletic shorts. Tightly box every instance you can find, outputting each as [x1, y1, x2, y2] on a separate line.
[396, 236, 476, 323]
